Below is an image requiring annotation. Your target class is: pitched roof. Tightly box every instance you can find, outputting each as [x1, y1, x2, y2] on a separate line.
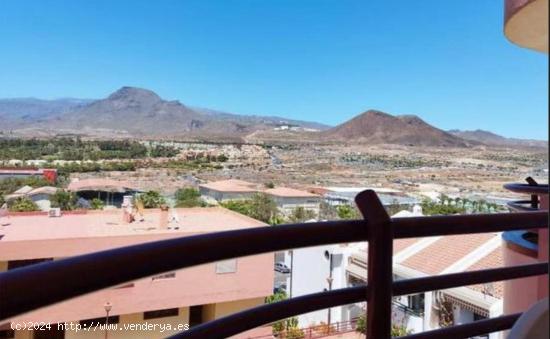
[400, 233, 496, 275]
[465, 247, 504, 298]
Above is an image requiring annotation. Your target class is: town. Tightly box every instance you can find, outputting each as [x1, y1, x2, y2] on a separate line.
[0, 135, 547, 338]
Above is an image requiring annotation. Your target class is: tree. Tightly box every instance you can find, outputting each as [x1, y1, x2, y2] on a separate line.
[249, 193, 279, 223]
[175, 188, 206, 207]
[337, 204, 360, 220]
[319, 201, 338, 220]
[216, 154, 228, 162]
[0, 194, 5, 207]
[135, 191, 166, 209]
[420, 196, 465, 216]
[50, 190, 77, 211]
[221, 194, 281, 224]
[9, 197, 39, 212]
[288, 206, 316, 223]
[264, 182, 275, 189]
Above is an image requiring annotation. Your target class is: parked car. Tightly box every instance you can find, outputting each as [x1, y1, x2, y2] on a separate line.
[274, 262, 291, 273]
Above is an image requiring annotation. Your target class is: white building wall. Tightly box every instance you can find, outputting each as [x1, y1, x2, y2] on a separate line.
[284, 243, 363, 327]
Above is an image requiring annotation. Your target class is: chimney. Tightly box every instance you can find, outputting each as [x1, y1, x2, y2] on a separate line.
[159, 205, 169, 230]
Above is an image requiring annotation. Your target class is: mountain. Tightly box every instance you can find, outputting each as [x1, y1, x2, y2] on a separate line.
[0, 98, 92, 128]
[323, 110, 471, 147]
[192, 106, 330, 131]
[449, 129, 547, 148]
[0, 87, 328, 140]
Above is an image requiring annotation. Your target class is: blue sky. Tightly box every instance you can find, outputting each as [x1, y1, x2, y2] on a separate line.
[0, 1, 547, 139]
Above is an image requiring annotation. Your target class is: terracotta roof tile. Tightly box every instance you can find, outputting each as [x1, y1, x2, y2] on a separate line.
[465, 247, 504, 298]
[401, 233, 496, 275]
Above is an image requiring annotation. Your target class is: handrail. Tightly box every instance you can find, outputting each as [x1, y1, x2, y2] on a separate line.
[170, 286, 367, 339]
[393, 300, 424, 317]
[400, 313, 521, 339]
[0, 219, 367, 321]
[392, 210, 547, 238]
[507, 199, 539, 212]
[169, 263, 547, 339]
[0, 189, 547, 338]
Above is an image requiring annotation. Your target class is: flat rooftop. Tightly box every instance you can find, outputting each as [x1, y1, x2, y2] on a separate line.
[199, 179, 258, 192]
[264, 187, 319, 198]
[0, 207, 266, 242]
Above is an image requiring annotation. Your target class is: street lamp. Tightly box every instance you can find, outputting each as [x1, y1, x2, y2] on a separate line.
[103, 302, 112, 339]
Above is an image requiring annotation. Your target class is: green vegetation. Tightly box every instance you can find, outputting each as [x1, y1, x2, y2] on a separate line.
[8, 197, 39, 212]
[421, 194, 503, 216]
[318, 201, 338, 220]
[221, 193, 281, 224]
[0, 138, 178, 161]
[135, 191, 166, 208]
[90, 198, 105, 210]
[264, 181, 275, 189]
[355, 315, 410, 337]
[288, 206, 316, 222]
[336, 204, 360, 220]
[174, 188, 206, 207]
[55, 161, 136, 175]
[49, 190, 77, 211]
[149, 145, 179, 158]
[265, 292, 300, 335]
[341, 153, 450, 169]
[0, 176, 53, 196]
[0, 194, 5, 207]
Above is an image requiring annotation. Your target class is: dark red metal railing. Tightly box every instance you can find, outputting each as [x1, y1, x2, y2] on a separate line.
[0, 190, 547, 339]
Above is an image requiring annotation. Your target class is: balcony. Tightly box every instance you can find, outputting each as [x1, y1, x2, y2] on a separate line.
[0, 189, 547, 338]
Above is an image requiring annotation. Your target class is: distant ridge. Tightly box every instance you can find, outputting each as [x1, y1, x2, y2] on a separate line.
[0, 87, 328, 140]
[448, 129, 547, 148]
[323, 110, 471, 147]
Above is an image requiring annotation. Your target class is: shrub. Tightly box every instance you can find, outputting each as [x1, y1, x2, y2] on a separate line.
[175, 188, 205, 207]
[337, 204, 360, 220]
[50, 190, 77, 211]
[90, 198, 105, 210]
[284, 327, 305, 339]
[221, 194, 280, 224]
[355, 315, 411, 337]
[288, 206, 316, 222]
[135, 191, 166, 208]
[9, 197, 39, 212]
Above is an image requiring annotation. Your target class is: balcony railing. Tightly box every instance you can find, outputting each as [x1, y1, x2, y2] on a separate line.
[0, 190, 547, 339]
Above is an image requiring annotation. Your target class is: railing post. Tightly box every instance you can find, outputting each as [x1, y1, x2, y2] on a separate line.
[356, 190, 392, 339]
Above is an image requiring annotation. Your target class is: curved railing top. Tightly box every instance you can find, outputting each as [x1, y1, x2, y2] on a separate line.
[0, 190, 548, 339]
[504, 182, 549, 195]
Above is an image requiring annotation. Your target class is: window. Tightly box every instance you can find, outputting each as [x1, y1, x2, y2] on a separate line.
[152, 272, 176, 281]
[80, 316, 119, 326]
[215, 259, 237, 274]
[407, 294, 424, 314]
[143, 308, 179, 320]
[189, 305, 203, 327]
